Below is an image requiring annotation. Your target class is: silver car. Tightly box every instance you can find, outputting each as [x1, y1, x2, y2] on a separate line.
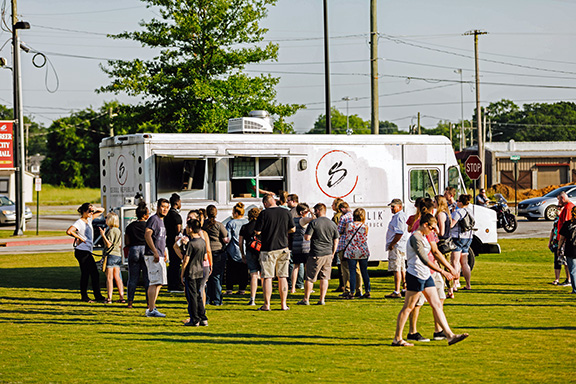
[0, 195, 33, 224]
[517, 185, 576, 221]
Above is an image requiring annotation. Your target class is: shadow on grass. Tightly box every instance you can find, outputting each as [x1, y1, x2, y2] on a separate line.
[0, 266, 84, 290]
[105, 331, 380, 347]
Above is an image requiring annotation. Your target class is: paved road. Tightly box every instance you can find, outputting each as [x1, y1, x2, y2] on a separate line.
[497, 217, 552, 239]
[0, 214, 76, 254]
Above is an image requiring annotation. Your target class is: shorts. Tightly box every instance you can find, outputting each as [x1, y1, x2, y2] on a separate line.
[554, 248, 567, 269]
[305, 254, 334, 283]
[416, 271, 446, 306]
[453, 238, 472, 254]
[245, 249, 261, 274]
[259, 248, 290, 279]
[106, 255, 122, 268]
[292, 252, 309, 265]
[388, 246, 406, 272]
[406, 272, 435, 293]
[144, 255, 168, 286]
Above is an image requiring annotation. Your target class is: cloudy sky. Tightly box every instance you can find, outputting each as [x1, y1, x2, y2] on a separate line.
[1, 0, 575, 133]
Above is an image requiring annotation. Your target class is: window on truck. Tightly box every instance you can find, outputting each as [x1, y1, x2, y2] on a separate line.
[231, 157, 285, 198]
[448, 166, 465, 195]
[156, 157, 214, 200]
[410, 168, 439, 201]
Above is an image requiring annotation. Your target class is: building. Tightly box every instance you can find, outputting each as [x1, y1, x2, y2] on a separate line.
[483, 141, 576, 189]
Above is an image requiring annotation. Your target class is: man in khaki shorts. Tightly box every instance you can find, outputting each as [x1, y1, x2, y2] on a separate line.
[254, 194, 295, 311]
[298, 203, 340, 306]
[385, 199, 408, 298]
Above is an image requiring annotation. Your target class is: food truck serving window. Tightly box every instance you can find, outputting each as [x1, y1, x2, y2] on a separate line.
[410, 168, 439, 201]
[231, 157, 285, 198]
[156, 157, 213, 200]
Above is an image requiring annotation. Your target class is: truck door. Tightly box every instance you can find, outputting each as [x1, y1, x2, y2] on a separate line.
[404, 165, 443, 212]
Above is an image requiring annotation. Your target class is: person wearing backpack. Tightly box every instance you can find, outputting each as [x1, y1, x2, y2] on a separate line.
[447, 194, 475, 298]
[558, 205, 576, 294]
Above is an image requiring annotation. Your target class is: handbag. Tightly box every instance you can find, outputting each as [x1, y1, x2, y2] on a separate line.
[437, 237, 457, 254]
[249, 236, 262, 252]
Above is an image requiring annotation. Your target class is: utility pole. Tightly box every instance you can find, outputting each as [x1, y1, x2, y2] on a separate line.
[370, 0, 379, 134]
[12, 0, 30, 236]
[449, 123, 453, 144]
[417, 112, 421, 134]
[108, 107, 117, 137]
[323, 0, 331, 134]
[455, 68, 464, 151]
[465, 29, 488, 189]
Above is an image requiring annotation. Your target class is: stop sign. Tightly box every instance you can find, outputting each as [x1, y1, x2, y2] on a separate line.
[464, 155, 482, 180]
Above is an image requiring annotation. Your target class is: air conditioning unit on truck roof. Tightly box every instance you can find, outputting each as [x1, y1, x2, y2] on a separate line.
[227, 110, 273, 134]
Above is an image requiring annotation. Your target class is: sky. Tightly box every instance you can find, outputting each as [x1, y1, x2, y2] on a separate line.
[1, 0, 576, 134]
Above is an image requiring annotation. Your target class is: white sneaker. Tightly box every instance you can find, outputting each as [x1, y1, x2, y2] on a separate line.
[146, 308, 166, 317]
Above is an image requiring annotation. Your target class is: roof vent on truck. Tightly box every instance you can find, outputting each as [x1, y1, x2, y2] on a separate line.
[227, 110, 273, 134]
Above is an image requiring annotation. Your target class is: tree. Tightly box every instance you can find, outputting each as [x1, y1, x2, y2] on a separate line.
[0, 104, 47, 156]
[308, 108, 399, 135]
[41, 104, 118, 188]
[484, 99, 576, 142]
[99, 0, 303, 133]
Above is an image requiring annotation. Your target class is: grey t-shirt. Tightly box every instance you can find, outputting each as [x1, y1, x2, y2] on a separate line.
[305, 216, 340, 257]
[145, 214, 166, 256]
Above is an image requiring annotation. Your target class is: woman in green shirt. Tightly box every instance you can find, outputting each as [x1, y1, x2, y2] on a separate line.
[100, 212, 125, 304]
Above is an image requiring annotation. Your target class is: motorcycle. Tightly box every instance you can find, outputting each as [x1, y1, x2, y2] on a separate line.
[490, 193, 517, 233]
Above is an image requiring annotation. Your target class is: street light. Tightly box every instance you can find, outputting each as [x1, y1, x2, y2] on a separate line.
[342, 96, 357, 135]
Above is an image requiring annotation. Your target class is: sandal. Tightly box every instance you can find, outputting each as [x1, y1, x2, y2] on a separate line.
[391, 339, 414, 347]
[448, 333, 469, 346]
[104, 299, 112, 304]
[82, 298, 95, 303]
[116, 299, 127, 303]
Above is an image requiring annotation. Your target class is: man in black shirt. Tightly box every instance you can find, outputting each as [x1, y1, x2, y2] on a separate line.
[254, 194, 295, 311]
[164, 193, 183, 292]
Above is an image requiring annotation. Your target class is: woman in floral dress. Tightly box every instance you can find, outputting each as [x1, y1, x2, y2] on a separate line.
[343, 208, 371, 298]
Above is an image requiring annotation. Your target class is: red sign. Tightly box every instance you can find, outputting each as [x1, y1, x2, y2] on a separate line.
[464, 155, 482, 180]
[0, 121, 13, 168]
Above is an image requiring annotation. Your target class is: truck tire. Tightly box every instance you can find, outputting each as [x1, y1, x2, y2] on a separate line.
[545, 205, 559, 221]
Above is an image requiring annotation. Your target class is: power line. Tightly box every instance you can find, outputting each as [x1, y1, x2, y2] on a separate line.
[25, 6, 145, 16]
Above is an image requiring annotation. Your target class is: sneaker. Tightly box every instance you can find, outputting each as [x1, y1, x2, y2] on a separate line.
[361, 292, 371, 299]
[199, 320, 208, 326]
[333, 287, 344, 293]
[339, 292, 351, 298]
[296, 299, 309, 305]
[354, 291, 363, 298]
[401, 290, 406, 297]
[316, 300, 325, 305]
[560, 279, 572, 287]
[247, 299, 256, 306]
[433, 331, 447, 340]
[184, 321, 199, 327]
[551, 280, 560, 285]
[145, 308, 166, 318]
[407, 332, 430, 342]
[385, 292, 402, 299]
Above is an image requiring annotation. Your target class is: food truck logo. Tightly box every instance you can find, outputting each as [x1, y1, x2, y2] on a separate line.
[116, 155, 127, 186]
[316, 150, 358, 198]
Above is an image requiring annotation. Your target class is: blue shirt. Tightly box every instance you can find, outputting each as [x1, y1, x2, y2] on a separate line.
[226, 218, 248, 262]
[386, 211, 408, 251]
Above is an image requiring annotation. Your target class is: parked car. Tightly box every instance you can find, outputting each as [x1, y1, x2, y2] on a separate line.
[517, 185, 576, 221]
[0, 195, 33, 224]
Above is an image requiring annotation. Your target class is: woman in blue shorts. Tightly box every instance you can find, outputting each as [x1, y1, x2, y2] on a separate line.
[392, 213, 469, 347]
[448, 194, 474, 297]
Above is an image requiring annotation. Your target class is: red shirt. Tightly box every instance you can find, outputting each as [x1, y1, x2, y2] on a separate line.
[556, 202, 574, 240]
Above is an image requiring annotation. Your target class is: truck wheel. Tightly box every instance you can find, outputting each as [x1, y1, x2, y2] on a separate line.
[467, 247, 476, 271]
[545, 205, 559, 221]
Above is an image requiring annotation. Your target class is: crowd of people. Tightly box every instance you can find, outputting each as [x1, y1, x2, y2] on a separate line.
[66, 189, 482, 345]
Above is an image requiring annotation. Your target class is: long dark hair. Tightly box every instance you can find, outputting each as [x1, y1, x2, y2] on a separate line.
[205, 205, 218, 227]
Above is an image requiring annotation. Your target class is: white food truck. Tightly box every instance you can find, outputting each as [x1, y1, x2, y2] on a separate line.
[99, 113, 500, 264]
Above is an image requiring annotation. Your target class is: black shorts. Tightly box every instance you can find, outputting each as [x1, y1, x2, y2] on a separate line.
[292, 252, 309, 265]
[406, 272, 435, 292]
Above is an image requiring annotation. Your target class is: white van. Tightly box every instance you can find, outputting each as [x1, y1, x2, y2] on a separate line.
[99, 129, 500, 263]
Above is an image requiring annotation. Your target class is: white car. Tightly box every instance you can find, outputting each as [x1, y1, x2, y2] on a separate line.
[0, 195, 33, 224]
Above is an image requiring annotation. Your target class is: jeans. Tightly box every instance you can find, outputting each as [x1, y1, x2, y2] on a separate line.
[207, 250, 226, 305]
[74, 249, 103, 301]
[167, 245, 183, 291]
[347, 258, 370, 293]
[185, 277, 207, 325]
[127, 245, 149, 302]
[566, 257, 576, 293]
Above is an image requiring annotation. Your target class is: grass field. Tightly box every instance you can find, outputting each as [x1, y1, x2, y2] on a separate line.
[32, 185, 101, 206]
[0, 230, 65, 239]
[1, 238, 575, 383]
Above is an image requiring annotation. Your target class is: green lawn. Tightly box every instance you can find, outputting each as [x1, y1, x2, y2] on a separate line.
[32, 185, 101, 206]
[0, 230, 65, 239]
[0, 238, 574, 383]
